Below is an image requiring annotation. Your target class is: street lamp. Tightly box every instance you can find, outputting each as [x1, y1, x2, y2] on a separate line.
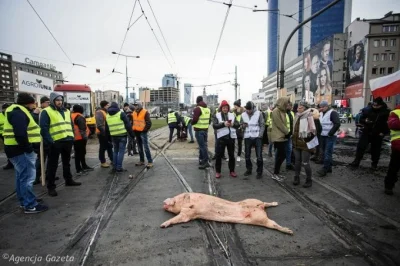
[111, 51, 140, 103]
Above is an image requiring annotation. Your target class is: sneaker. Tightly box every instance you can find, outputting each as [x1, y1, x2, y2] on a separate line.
[243, 170, 252, 176]
[76, 171, 85, 176]
[256, 173, 263, 179]
[146, 163, 154, 169]
[198, 162, 211, 169]
[189, 140, 195, 143]
[101, 163, 110, 168]
[24, 204, 49, 214]
[116, 168, 127, 173]
[303, 179, 313, 188]
[236, 156, 241, 162]
[20, 198, 43, 209]
[215, 172, 221, 179]
[230, 172, 237, 178]
[271, 174, 284, 182]
[135, 162, 145, 166]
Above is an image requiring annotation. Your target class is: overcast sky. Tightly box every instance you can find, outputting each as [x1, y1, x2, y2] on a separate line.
[1, 0, 399, 105]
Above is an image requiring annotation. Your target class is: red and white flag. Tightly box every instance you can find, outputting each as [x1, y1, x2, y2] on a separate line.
[369, 69, 400, 98]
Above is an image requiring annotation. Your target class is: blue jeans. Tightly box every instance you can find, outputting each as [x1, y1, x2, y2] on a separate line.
[285, 138, 292, 166]
[137, 132, 153, 163]
[245, 138, 263, 174]
[9, 152, 38, 208]
[187, 123, 194, 141]
[320, 135, 337, 171]
[195, 131, 209, 164]
[112, 136, 127, 170]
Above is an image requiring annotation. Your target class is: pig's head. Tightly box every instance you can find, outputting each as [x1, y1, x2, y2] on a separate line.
[163, 198, 182, 214]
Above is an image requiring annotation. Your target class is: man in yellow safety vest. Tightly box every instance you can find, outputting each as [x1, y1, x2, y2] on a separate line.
[192, 96, 211, 169]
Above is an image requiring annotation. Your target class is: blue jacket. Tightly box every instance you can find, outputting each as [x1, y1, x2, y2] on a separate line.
[105, 104, 135, 139]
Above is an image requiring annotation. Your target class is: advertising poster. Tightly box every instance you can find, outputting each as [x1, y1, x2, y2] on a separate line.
[302, 37, 334, 104]
[17, 71, 53, 96]
[345, 39, 365, 98]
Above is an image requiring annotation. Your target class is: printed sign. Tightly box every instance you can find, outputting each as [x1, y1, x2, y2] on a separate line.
[17, 70, 53, 96]
[252, 92, 265, 103]
[66, 92, 91, 103]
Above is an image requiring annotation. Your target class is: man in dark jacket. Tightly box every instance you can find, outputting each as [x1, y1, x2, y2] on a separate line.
[40, 92, 81, 196]
[105, 102, 135, 172]
[132, 102, 153, 168]
[192, 96, 211, 169]
[96, 100, 113, 168]
[123, 103, 138, 155]
[166, 110, 181, 142]
[3, 93, 48, 213]
[349, 97, 390, 169]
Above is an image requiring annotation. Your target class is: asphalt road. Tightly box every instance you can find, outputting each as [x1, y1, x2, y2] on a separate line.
[0, 126, 399, 266]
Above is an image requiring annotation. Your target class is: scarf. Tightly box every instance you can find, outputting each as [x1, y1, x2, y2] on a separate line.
[295, 109, 316, 138]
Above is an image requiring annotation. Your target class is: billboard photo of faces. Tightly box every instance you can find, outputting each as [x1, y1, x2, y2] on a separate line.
[346, 40, 365, 88]
[302, 37, 334, 104]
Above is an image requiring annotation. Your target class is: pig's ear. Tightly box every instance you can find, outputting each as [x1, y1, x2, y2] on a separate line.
[164, 198, 175, 206]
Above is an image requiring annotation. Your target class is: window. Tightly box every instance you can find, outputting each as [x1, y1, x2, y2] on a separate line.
[380, 68, 386, 75]
[383, 25, 399, 32]
[350, 31, 352, 37]
[373, 40, 380, 47]
[385, 96, 391, 101]
[49, 74, 52, 77]
[389, 53, 395, 60]
[373, 54, 379, 61]
[381, 39, 388, 47]
[349, 41, 352, 46]
[388, 67, 394, 74]
[390, 39, 396, 46]
[381, 53, 387, 61]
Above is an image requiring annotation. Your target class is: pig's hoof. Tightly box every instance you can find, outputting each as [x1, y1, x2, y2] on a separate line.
[160, 222, 169, 228]
[271, 202, 278, 206]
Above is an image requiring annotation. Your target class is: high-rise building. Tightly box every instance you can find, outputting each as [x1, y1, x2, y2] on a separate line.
[267, 0, 352, 76]
[162, 74, 177, 88]
[184, 83, 192, 105]
[0, 52, 15, 106]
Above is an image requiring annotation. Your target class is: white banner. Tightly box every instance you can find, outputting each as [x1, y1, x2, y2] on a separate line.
[251, 92, 265, 103]
[66, 92, 91, 103]
[17, 71, 53, 96]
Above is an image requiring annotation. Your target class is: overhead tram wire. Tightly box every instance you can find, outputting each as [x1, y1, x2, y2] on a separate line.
[207, 0, 234, 79]
[137, 0, 173, 69]
[146, 0, 176, 65]
[207, 0, 253, 10]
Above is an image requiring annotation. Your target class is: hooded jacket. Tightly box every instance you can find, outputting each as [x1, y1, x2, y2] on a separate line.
[105, 102, 135, 138]
[40, 92, 74, 145]
[388, 104, 400, 151]
[271, 97, 290, 142]
[192, 101, 211, 131]
[213, 101, 240, 139]
[359, 102, 390, 136]
[133, 102, 152, 132]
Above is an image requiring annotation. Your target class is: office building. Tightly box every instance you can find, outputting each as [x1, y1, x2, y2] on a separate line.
[267, 0, 352, 75]
[149, 87, 180, 113]
[162, 74, 177, 88]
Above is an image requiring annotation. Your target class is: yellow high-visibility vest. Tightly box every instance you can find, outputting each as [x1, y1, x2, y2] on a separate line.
[390, 109, 400, 141]
[3, 104, 41, 145]
[285, 111, 294, 130]
[168, 112, 177, 124]
[106, 111, 127, 136]
[265, 109, 272, 126]
[193, 106, 210, 129]
[183, 116, 191, 126]
[0, 113, 5, 135]
[44, 107, 74, 141]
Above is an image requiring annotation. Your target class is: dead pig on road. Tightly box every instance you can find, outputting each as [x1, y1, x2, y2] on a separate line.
[161, 192, 293, 235]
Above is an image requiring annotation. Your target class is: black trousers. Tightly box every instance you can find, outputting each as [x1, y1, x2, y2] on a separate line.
[215, 138, 235, 173]
[74, 139, 88, 172]
[127, 135, 137, 154]
[169, 127, 181, 142]
[385, 149, 400, 189]
[355, 133, 384, 165]
[274, 141, 287, 174]
[46, 141, 73, 190]
[237, 137, 243, 156]
[98, 134, 113, 163]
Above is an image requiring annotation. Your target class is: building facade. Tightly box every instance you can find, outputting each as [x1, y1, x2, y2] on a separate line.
[267, 0, 352, 76]
[103, 90, 120, 105]
[0, 52, 14, 106]
[162, 74, 177, 88]
[149, 87, 180, 113]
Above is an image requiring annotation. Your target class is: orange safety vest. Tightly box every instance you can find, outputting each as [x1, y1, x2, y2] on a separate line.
[71, 112, 90, 141]
[132, 109, 147, 131]
[95, 110, 107, 134]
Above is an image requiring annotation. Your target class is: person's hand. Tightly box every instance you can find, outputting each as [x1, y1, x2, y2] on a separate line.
[224, 121, 231, 127]
[242, 123, 248, 128]
[33, 108, 40, 114]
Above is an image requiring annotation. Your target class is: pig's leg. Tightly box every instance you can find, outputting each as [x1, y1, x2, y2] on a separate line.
[263, 202, 278, 208]
[160, 207, 194, 228]
[264, 219, 293, 235]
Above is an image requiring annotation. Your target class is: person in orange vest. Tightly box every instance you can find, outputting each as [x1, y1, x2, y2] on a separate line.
[132, 101, 153, 168]
[95, 101, 113, 168]
[71, 105, 93, 175]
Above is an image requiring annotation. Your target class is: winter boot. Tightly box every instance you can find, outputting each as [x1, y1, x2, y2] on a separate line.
[293, 176, 300, 186]
[303, 178, 312, 188]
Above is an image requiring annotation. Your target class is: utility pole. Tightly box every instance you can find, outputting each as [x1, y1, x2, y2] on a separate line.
[125, 56, 128, 104]
[234, 65, 238, 100]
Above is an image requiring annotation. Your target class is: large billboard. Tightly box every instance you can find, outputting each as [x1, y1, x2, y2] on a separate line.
[17, 70, 53, 96]
[302, 37, 334, 104]
[345, 39, 365, 98]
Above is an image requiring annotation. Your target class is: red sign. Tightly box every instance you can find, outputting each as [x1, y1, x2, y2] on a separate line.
[345, 83, 363, 98]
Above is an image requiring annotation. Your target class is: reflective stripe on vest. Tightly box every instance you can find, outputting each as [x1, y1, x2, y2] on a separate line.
[133, 109, 147, 131]
[320, 109, 334, 136]
[0, 113, 5, 135]
[95, 110, 106, 134]
[44, 107, 74, 141]
[193, 106, 210, 129]
[107, 111, 127, 136]
[216, 112, 237, 139]
[183, 116, 191, 126]
[3, 104, 41, 145]
[390, 109, 400, 141]
[168, 112, 177, 124]
[71, 112, 90, 141]
[242, 110, 261, 139]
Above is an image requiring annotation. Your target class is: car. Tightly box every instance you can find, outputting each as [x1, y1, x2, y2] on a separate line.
[339, 115, 347, 124]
